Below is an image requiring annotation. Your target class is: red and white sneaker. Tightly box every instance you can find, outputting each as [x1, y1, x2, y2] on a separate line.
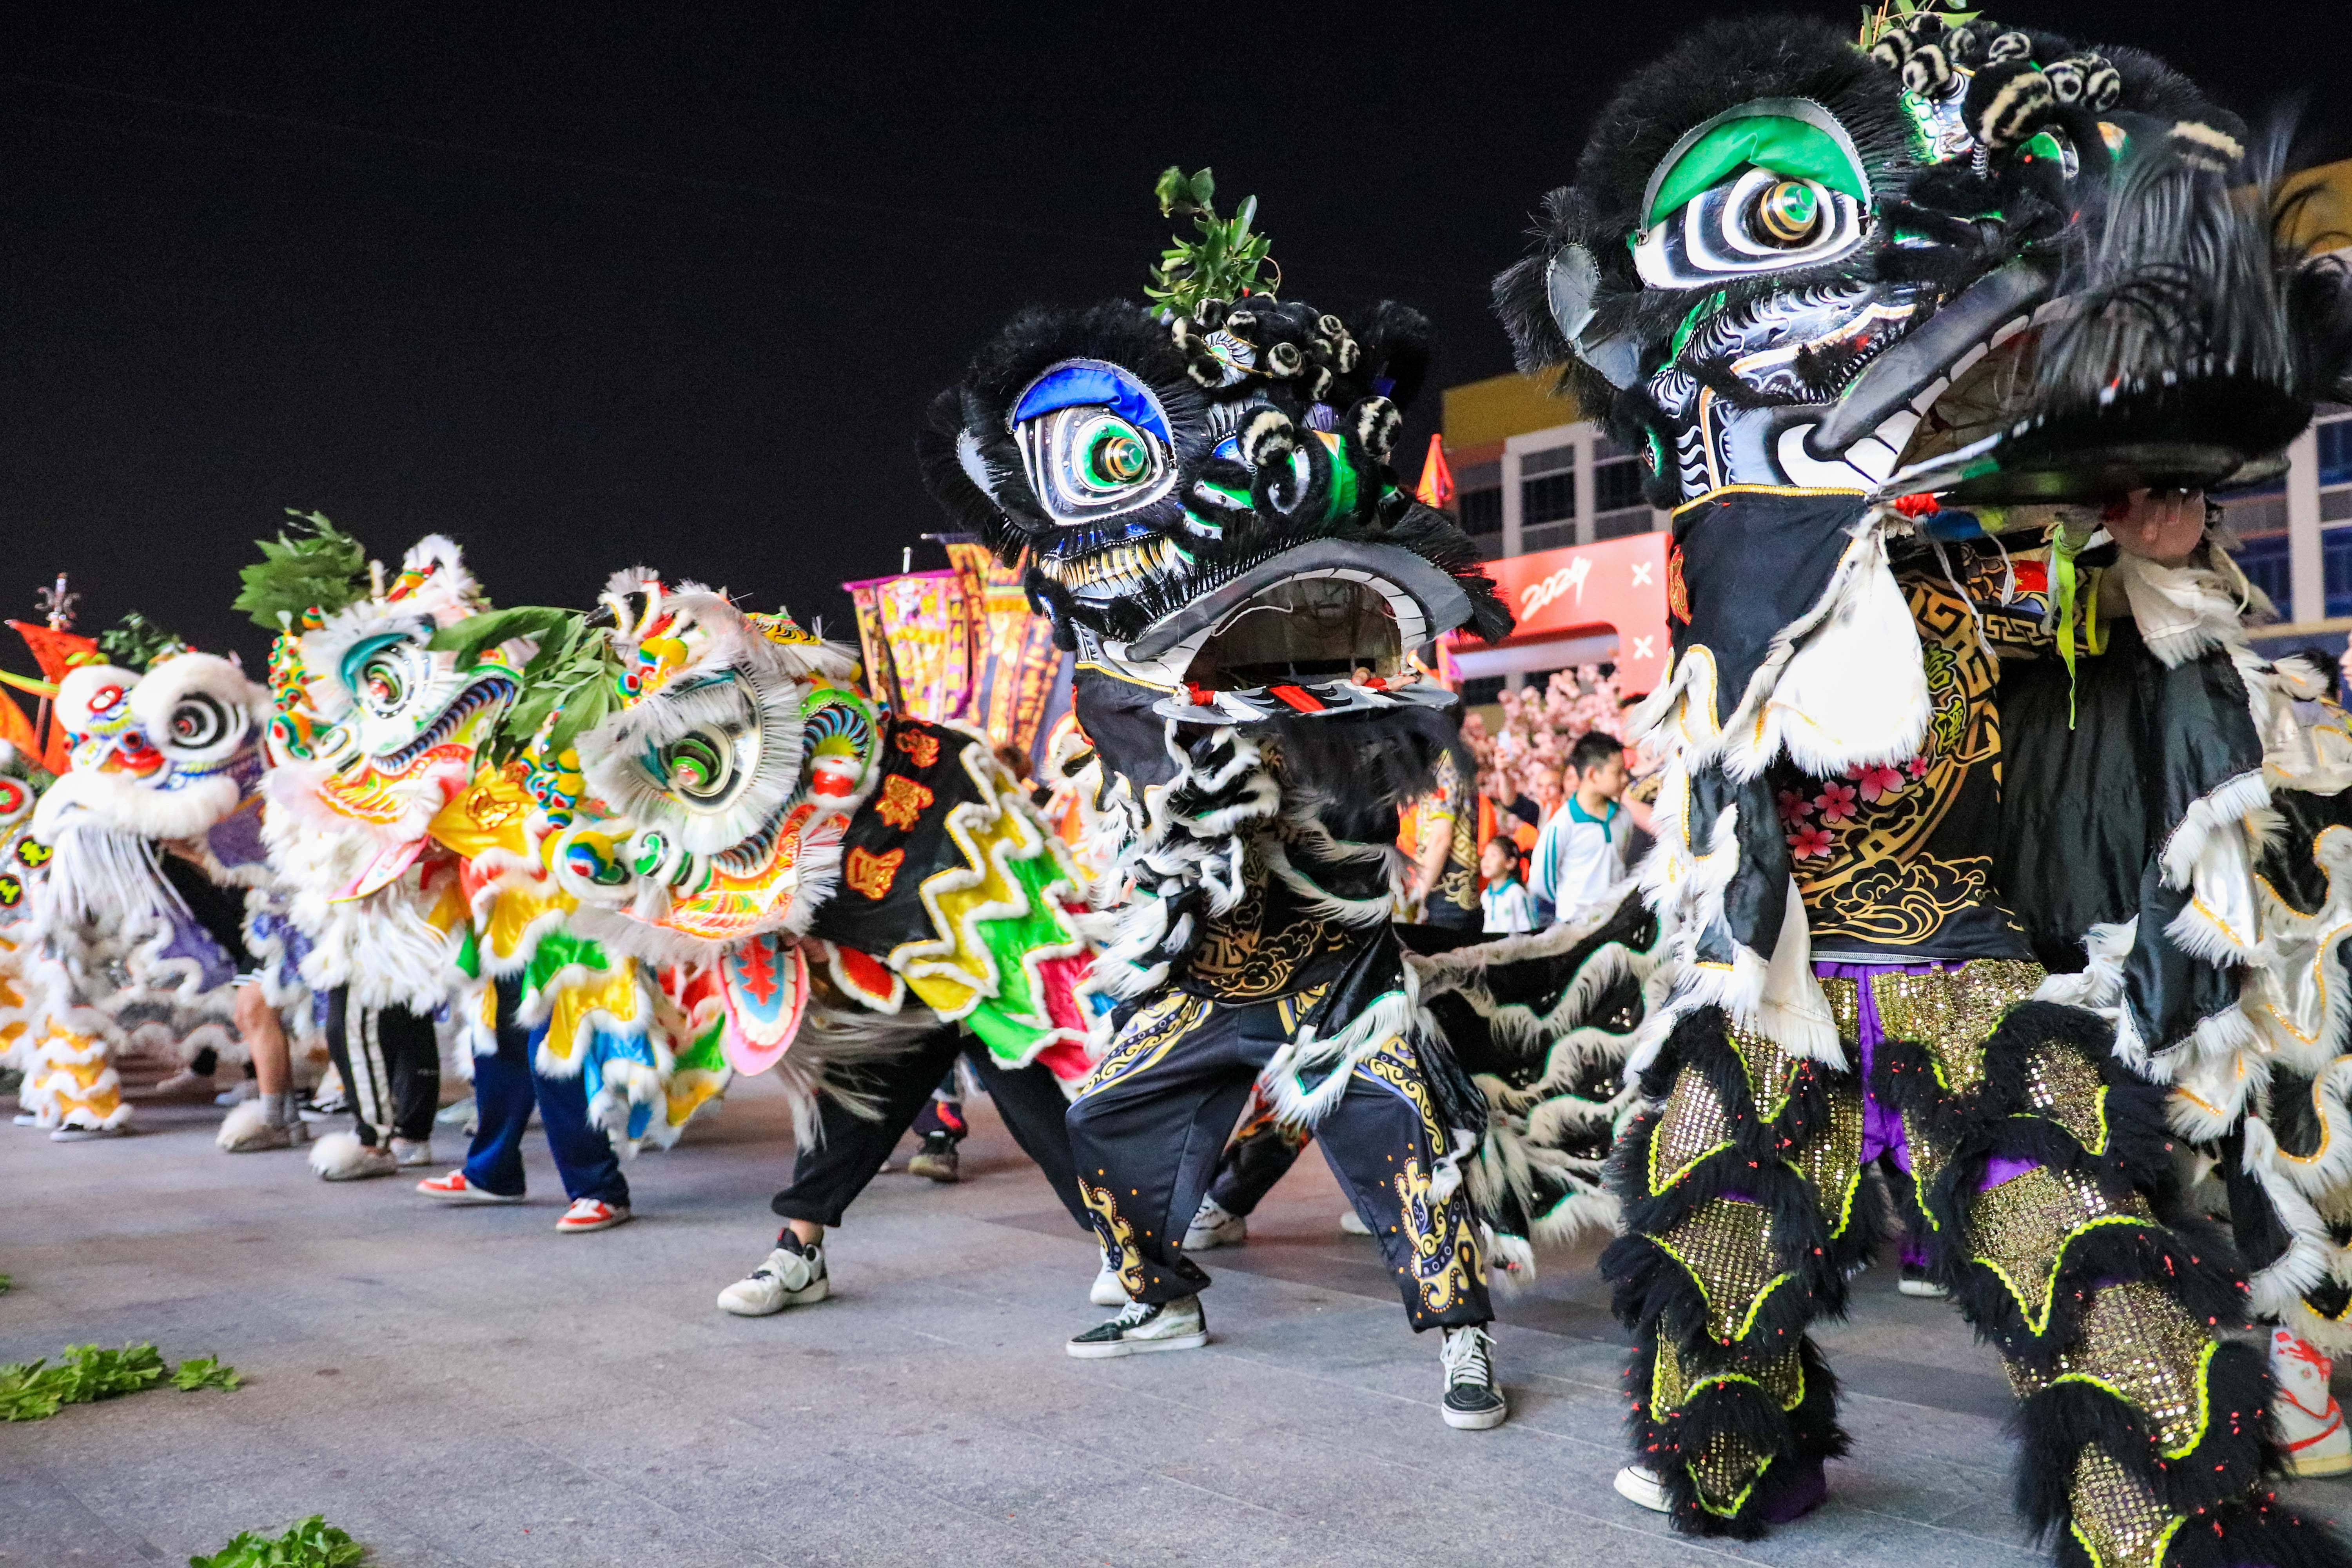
[2272, 1328, 2352, 1477]
[415, 1170, 523, 1203]
[556, 1198, 632, 1234]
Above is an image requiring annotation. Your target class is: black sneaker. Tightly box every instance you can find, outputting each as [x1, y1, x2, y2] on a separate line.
[1066, 1296, 1208, 1359]
[1441, 1325, 1508, 1429]
[907, 1131, 960, 1182]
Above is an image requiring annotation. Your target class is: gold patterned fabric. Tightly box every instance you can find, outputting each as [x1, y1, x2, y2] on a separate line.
[1648, 1065, 1737, 1194]
[1652, 1336, 1805, 1419]
[2004, 1283, 2214, 1456]
[1186, 852, 1357, 1000]
[1784, 1091, 1866, 1239]
[1687, 1429, 1773, 1517]
[1657, 1197, 1791, 1345]
[1076, 993, 1210, 1097]
[1724, 1016, 1809, 1122]
[2065, 1446, 2180, 1568]
[1870, 958, 2044, 1093]
[1080, 1178, 1145, 1297]
[2021, 1045, 2111, 1156]
[1357, 1033, 1483, 1316]
[1967, 1165, 2152, 1334]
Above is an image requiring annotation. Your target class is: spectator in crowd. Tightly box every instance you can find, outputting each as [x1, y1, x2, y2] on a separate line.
[1478, 835, 1537, 935]
[1529, 731, 1650, 923]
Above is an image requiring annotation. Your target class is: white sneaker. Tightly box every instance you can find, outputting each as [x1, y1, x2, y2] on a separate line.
[1089, 1263, 1128, 1307]
[2272, 1328, 2352, 1476]
[390, 1136, 434, 1168]
[717, 1241, 829, 1316]
[1440, 1324, 1508, 1429]
[434, 1096, 475, 1127]
[214, 1081, 256, 1107]
[1183, 1198, 1246, 1251]
[49, 1123, 129, 1142]
[1615, 1463, 1670, 1513]
[1338, 1209, 1371, 1236]
[1067, 1295, 1209, 1359]
[216, 1100, 292, 1153]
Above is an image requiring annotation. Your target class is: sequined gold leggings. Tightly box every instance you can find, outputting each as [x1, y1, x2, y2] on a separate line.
[1604, 961, 2331, 1566]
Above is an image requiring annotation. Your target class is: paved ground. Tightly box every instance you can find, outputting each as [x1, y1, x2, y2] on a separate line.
[4, 1075, 2348, 1568]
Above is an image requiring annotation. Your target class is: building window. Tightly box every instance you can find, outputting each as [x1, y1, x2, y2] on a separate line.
[2325, 527, 2352, 621]
[1520, 443, 1575, 528]
[2320, 414, 2352, 488]
[2232, 532, 2290, 610]
[1458, 486, 1502, 536]
[1594, 452, 1647, 514]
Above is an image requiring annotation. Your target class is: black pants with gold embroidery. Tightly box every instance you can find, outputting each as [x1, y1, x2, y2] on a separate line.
[1608, 962, 2345, 1564]
[1067, 990, 1490, 1331]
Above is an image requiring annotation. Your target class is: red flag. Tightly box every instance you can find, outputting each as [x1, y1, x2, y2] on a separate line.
[7, 621, 98, 685]
[7, 621, 99, 773]
[0, 688, 35, 763]
[1414, 434, 1455, 509]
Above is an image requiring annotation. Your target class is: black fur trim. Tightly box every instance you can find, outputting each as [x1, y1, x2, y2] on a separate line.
[1625, 1335, 1845, 1540]
[2014, 1338, 2271, 1528]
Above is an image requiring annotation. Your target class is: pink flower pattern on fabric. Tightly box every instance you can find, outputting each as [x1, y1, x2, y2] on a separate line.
[1777, 788, 1815, 828]
[1814, 781, 1860, 825]
[1788, 825, 1835, 859]
[1851, 762, 1905, 802]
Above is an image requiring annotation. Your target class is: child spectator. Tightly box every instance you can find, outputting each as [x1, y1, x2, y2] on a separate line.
[1479, 836, 1537, 934]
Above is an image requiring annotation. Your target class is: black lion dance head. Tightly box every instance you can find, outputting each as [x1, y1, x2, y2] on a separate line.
[1495, 9, 2352, 510]
[921, 174, 1511, 744]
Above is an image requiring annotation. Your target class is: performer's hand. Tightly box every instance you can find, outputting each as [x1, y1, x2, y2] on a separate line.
[2106, 488, 2205, 566]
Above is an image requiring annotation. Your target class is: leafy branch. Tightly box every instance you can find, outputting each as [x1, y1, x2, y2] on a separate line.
[97, 610, 191, 671]
[190, 1515, 366, 1568]
[234, 511, 370, 632]
[429, 606, 628, 767]
[1146, 166, 1277, 316]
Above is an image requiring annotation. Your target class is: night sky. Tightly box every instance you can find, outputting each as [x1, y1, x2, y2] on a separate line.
[7, 2, 2349, 676]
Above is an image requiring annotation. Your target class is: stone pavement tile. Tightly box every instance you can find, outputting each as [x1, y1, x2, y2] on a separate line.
[0, 1460, 162, 1568]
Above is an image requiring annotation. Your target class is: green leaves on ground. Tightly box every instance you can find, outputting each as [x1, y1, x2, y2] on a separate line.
[0, 1342, 240, 1421]
[429, 605, 628, 766]
[189, 1515, 365, 1568]
[234, 510, 370, 631]
[0, 1271, 12, 1294]
[171, 1355, 244, 1391]
[1147, 165, 1277, 315]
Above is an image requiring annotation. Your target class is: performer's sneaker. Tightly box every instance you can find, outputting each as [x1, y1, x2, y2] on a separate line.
[49, 1123, 128, 1142]
[1613, 1463, 1669, 1513]
[907, 1131, 960, 1182]
[390, 1136, 434, 1169]
[1067, 1296, 1208, 1359]
[416, 1170, 523, 1203]
[1897, 1263, 1949, 1298]
[716, 1236, 829, 1315]
[2272, 1328, 2352, 1476]
[151, 1067, 215, 1099]
[1089, 1263, 1128, 1307]
[1338, 1209, 1372, 1236]
[1439, 1325, 1507, 1429]
[556, 1199, 631, 1234]
[1183, 1198, 1246, 1250]
[298, 1090, 348, 1122]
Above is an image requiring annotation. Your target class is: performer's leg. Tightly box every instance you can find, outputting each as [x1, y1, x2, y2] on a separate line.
[1063, 995, 1252, 1310]
[717, 1022, 965, 1316]
[1308, 1031, 1505, 1427]
[962, 1046, 1088, 1232]
[1878, 987, 2346, 1567]
[453, 1021, 534, 1199]
[1604, 1007, 1867, 1536]
[530, 1039, 629, 1209]
[325, 988, 387, 1148]
[1312, 1033, 1492, 1331]
[907, 1068, 965, 1181]
[767, 1023, 965, 1232]
[1207, 1096, 1312, 1218]
[378, 1004, 439, 1148]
